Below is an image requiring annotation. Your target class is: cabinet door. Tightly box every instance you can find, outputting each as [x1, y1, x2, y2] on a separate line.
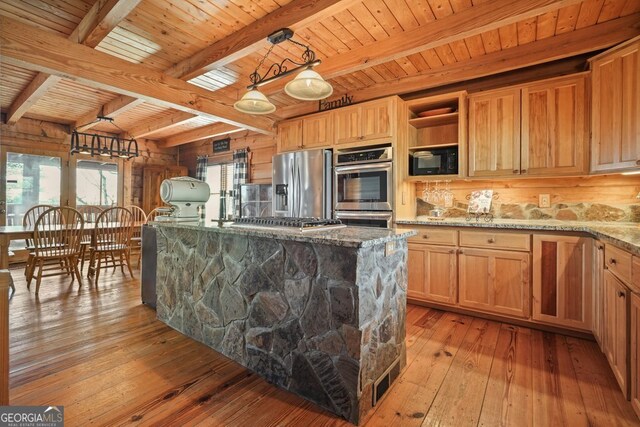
[142, 167, 165, 213]
[278, 119, 303, 152]
[302, 112, 333, 148]
[407, 243, 457, 304]
[468, 88, 521, 177]
[334, 106, 362, 144]
[532, 235, 593, 331]
[591, 41, 640, 172]
[631, 292, 640, 418]
[521, 76, 587, 175]
[361, 99, 393, 141]
[604, 270, 629, 397]
[458, 248, 529, 318]
[593, 242, 605, 347]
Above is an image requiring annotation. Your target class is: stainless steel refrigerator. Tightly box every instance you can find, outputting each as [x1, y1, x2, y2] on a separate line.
[272, 149, 332, 218]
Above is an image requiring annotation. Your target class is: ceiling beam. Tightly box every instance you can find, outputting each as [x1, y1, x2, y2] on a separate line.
[278, 13, 640, 119]
[162, 123, 242, 147]
[4, 0, 142, 125]
[125, 111, 197, 139]
[164, 0, 359, 81]
[0, 16, 275, 135]
[263, 0, 585, 96]
[75, 95, 144, 131]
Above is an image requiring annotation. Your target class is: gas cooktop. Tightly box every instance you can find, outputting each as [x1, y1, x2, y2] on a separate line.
[230, 217, 346, 232]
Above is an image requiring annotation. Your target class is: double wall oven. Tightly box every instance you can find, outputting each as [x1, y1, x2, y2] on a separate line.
[334, 145, 393, 228]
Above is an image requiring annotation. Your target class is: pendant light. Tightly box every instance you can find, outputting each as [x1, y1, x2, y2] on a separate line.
[234, 28, 332, 114]
[70, 116, 139, 160]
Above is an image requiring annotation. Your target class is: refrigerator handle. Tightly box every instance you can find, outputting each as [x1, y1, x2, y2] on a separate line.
[290, 162, 295, 216]
[296, 163, 302, 217]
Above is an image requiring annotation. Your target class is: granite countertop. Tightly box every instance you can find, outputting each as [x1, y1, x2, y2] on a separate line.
[396, 217, 640, 256]
[150, 221, 416, 248]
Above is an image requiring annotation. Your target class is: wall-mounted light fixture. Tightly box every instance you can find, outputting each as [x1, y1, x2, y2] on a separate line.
[234, 28, 333, 115]
[70, 116, 139, 160]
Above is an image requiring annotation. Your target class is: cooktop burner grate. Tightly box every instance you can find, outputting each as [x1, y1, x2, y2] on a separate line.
[231, 217, 345, 232]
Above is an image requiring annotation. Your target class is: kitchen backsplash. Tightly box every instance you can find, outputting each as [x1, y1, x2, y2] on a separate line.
[416, 199, 640, 222]
[413, 175, 640, 222]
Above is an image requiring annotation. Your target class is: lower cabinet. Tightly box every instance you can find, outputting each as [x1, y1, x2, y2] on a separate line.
[532, 235, 593, 331]
[407, 244, 457, 304]
[604, 269, 630, 397]
[631, 292, 640, 417]
[458, 248, 530, 318]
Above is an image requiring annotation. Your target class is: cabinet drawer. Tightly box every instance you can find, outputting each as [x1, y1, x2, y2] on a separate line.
[606, 244, 633, 285]
[408, 228, 458, 246]
[459, 230, 530, 251]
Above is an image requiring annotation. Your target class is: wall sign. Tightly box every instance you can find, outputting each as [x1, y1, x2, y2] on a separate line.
[318, 94, 354, 111]
[212, 137, 231, 153]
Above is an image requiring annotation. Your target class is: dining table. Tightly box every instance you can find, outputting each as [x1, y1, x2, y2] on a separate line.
[0, 221, 143, 405]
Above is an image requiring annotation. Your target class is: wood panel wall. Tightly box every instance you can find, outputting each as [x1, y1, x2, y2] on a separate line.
[414, 175, 640, 206]
[178, 132, 276, 184]
[0, 116, 178, 206]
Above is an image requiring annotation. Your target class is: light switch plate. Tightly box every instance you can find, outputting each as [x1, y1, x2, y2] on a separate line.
[539, 194, 551, 208]
[385, 241, 396, 257]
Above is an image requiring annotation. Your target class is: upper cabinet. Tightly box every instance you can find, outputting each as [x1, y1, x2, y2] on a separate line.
[590, 39, 640, 173]
[468, 75, 589, 178]
[302, 111, 333, 149]
[278, 119, 303, 152]
[468, 88, 521, 177]
[335, 99, 393, 144]
[521, 76, 588, 176]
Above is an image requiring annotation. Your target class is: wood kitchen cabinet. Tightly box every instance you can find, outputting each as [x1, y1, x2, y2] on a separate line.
[458, 247, 530, 318]
[407, 244, 457, 304]
[302, 111, 333, 149]
[532, 235, 593, 331]
[277, 119, 303, 152]
[142, 165, 188, 213]
[631, 292, 640, 418]
[603, 269, 630, 397]
[468, 88, 521, 177]
[590, 39, 640, 173]
[335, 98, 393, 144]
[521, 75, 588, 176]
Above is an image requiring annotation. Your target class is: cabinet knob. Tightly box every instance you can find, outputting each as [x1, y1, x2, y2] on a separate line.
[609, 258, 617, 265]
[598, 245, 604, 250]
[487, 238, 495, 243]
[458, 249, 464, 254]
[636, 160, 640, 165]
[422, 235, 429, 239]
[618, 291, 626, 298]
[449, 249, 455, 254]
[521, 169, 527, 174]
[513, 169, 519, 174]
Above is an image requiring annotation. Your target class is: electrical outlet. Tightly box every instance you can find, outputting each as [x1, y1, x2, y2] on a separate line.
[385, 241, 396, 257]
[539, 194, 551, 208]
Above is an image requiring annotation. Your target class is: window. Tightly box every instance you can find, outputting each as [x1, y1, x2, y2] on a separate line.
[205, 163, 235, 221]
[6, 152, 62, 248]
[76, 160, 118, 207]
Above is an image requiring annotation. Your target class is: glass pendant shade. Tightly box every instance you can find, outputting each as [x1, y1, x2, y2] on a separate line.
[284, 69, 333, 101]
[234, 89, 276, 114]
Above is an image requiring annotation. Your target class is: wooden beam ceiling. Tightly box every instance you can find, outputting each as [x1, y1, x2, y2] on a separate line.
[4, 0, 142, 125]
[263, 0, 585, 96]
[162, 123, 242, 147]
[75, 95, 144, 132]
[164, 0, 358, 81]
[278, 13, 640, 119]
[0, 16, 275, 135]
[125, 111, 197, 139]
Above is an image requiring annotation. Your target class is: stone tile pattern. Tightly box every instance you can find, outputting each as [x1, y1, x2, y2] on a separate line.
[154, 226, 407, 424]
[417, 198, 640, 222]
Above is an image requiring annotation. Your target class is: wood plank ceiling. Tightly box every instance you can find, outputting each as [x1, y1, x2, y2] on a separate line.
[1, 0, 639, 147]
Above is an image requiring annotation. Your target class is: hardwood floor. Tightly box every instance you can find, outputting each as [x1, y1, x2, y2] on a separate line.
[7, 267, 639, 426]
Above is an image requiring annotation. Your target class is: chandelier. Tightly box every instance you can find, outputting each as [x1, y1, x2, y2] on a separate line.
[70, 116, 139, 160]
[234, 28, 333, 115]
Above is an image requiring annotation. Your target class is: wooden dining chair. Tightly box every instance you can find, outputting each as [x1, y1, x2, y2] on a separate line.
[89, 207, 134, 283]
[28, 207, 84, 294]
[23, 204, 54, 278]
[76, 205, 104, 272]
[126, 205, 147, 268]
[146, 206, 171, 222]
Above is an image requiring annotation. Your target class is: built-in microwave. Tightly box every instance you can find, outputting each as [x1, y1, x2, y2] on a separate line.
[409, 146, 458, 176]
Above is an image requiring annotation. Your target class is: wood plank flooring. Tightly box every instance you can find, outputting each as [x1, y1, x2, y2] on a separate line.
[6, 267, 639, 426]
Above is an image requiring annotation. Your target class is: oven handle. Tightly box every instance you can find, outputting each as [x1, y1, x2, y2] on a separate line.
[335, 211, 393, 219]
[334, 162, 393, 173]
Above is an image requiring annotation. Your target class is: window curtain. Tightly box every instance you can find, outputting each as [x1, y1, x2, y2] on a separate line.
[195, 155, 208, 220]
[232, 148, 249, 218]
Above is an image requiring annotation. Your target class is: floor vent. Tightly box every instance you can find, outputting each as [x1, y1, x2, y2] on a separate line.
[372, 356, 401, 406]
